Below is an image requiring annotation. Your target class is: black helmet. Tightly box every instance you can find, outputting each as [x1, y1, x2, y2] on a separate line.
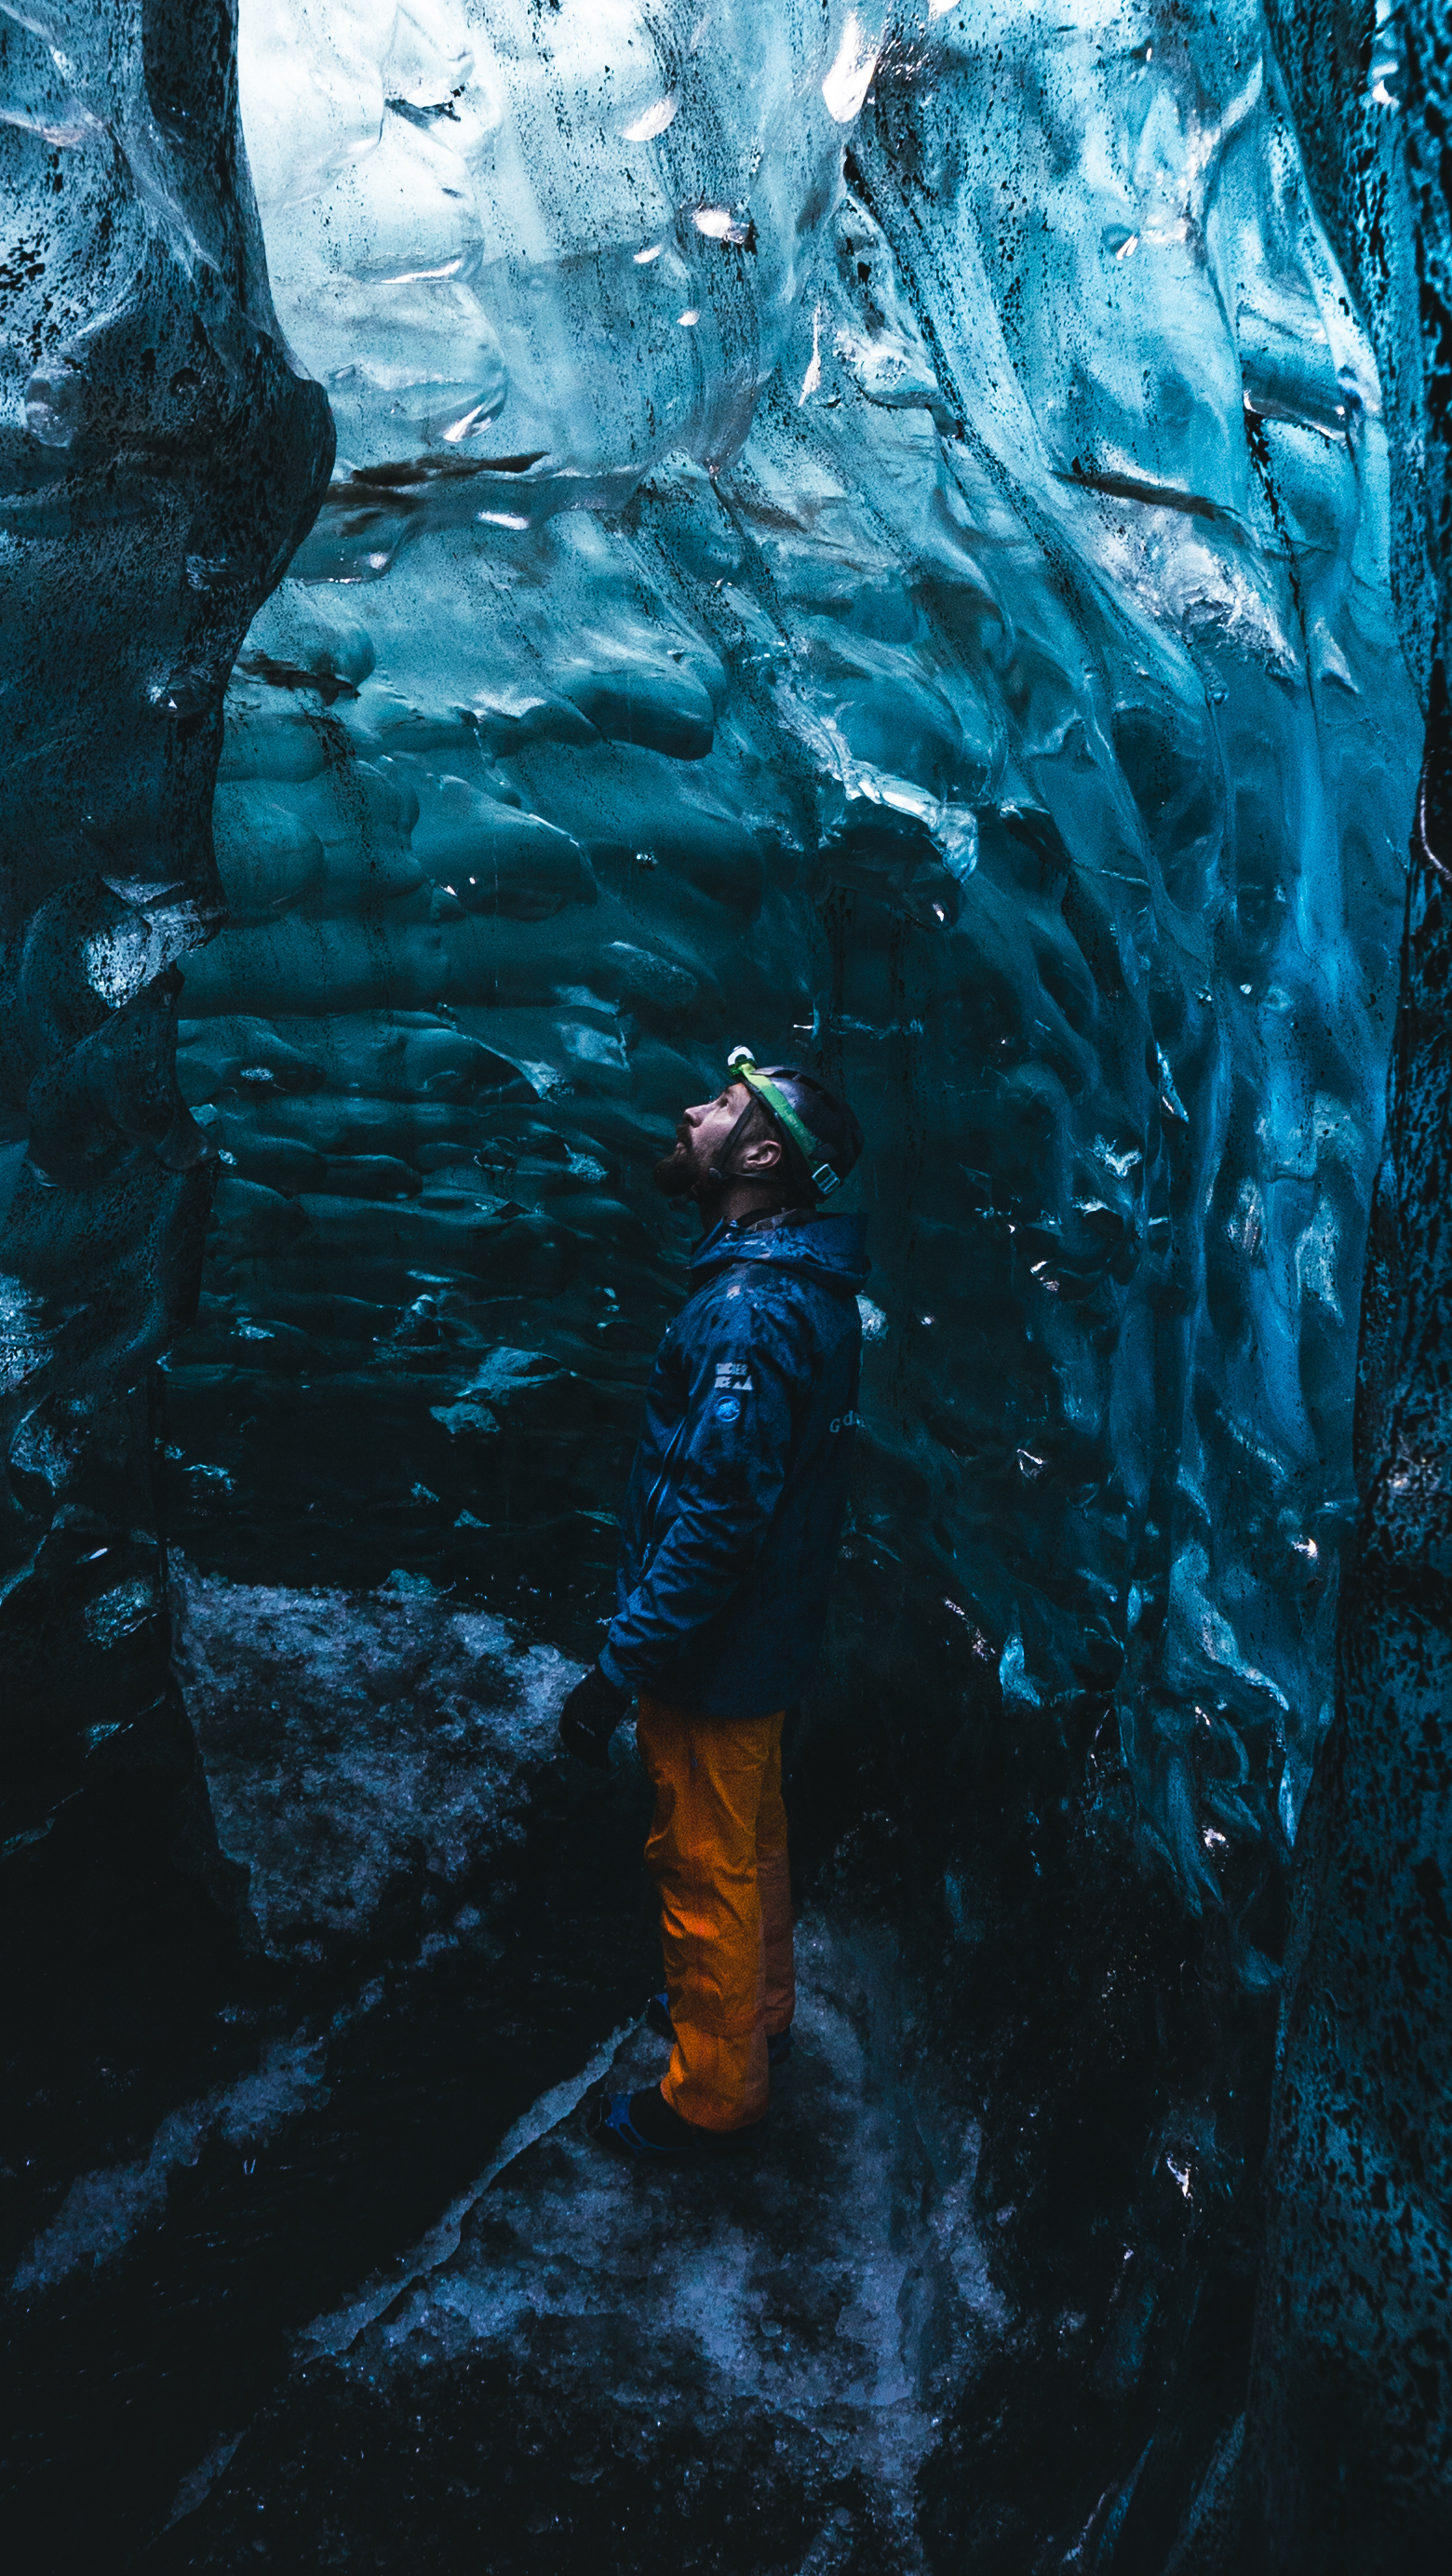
[724, 1049, 864, 1199]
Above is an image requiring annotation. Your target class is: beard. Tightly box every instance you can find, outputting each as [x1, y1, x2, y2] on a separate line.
[652, 1137, 702, 1200]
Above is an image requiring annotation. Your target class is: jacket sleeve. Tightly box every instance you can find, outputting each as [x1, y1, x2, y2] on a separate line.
[598, 1296, 803, 1696]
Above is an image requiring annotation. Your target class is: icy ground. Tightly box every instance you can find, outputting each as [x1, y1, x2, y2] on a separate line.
[150, 1921, 1002, 2574]
[9, 1571, 1004, 2570]
[170, 1558, 575, 1965]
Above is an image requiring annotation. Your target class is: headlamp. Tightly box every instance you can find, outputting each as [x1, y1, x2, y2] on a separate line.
[726, 1047, 843, 1198]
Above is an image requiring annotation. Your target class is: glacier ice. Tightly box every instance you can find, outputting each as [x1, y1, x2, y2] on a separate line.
[0, 0, 332, 1906]
[162, 0, 1419, 1942]
[1237, 7, 1452, 2562]
[2, 0, 1444, 2566]
[141, 7, 1422, 2551]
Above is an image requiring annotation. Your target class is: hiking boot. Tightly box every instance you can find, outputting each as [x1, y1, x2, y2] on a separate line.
[595, 2084, 766, 2162]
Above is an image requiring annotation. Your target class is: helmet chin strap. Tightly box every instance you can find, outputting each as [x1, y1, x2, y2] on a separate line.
[703, 1100, 786, 1200]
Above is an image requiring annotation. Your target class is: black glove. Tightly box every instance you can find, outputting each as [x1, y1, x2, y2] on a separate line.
[558, 1662, 631, 1769]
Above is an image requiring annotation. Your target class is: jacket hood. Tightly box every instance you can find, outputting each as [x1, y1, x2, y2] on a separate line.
[691, 1211, 871, 1297]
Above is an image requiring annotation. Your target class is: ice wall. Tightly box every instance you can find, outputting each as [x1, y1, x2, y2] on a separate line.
[0, 3, 1432, 2564]
[0, 6, 331, 1959]
[172, 0, 1419, 1939]
[1239, 7, 1452, 2561]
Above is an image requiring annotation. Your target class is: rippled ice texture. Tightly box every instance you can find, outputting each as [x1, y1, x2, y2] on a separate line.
[166, 1, 1418, 1932]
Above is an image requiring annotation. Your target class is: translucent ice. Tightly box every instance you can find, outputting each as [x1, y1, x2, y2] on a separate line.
[0, 0, 331, 1879]
[5, 7, 1432, 2566]
[161, 0, 1419, 1943]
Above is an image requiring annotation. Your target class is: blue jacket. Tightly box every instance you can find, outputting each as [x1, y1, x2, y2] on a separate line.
[598, 1212, 869, 1718]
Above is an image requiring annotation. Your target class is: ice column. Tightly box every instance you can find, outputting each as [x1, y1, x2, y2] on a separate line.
[0, 7, 330, 1932]
[1243, 3, 1452, 2561]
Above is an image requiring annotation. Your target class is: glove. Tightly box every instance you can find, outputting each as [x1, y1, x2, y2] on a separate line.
[558, 1662, 631, 1769]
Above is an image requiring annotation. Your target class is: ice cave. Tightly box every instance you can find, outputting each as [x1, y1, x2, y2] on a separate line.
[2, 1, 1448, 2567]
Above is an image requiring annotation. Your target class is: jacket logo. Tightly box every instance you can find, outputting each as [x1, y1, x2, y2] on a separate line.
[828, 1410, 862, 1434]
[715, 1397, 742, 1424]
[714, 1363, 753, 1390]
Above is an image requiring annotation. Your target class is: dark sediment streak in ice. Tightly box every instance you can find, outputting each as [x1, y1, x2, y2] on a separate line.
[0, 3, 330, 2137]
[1236, 7, 1452, 2564]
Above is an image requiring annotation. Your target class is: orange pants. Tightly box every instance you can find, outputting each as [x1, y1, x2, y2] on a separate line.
[635, 1697, 795, 2132]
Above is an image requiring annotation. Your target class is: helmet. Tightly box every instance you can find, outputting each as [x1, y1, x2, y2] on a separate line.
[723, 1049, 864, 1199]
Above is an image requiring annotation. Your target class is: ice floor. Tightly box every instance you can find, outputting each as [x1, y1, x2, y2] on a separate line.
[149, 1921, 1003, 2574]
[147, 1926, 1003, 2565]
[7, 1571, 1002, 2572]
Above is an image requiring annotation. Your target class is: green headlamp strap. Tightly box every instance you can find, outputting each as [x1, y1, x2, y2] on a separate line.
[725, 1048, 842, 1198]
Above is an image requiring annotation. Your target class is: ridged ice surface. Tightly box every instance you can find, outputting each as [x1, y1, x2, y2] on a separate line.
[164, 0, 1418, 1937]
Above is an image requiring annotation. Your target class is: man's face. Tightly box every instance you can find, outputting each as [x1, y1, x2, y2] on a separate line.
[653, 1082, 771, 1200]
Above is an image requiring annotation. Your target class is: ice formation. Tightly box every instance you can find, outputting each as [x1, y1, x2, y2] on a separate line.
[0, 0, 332, 1912]
[164, 0, 1418, 1939]
[3, 0, 1446, 2566]
[1239, 7, 1452, 2561]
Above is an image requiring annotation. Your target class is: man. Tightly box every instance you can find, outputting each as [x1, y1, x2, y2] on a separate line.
[558, 1048, 868, 2161]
